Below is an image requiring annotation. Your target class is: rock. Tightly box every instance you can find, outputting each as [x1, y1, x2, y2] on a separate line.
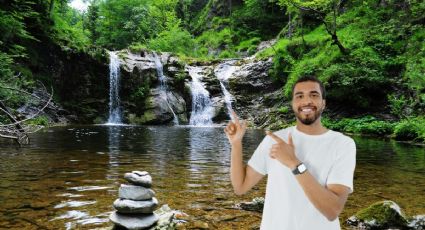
[109, 211, 159, 230]
[236, 197, 264, 213]
[346, 200, 408, 229]
[124, 171, 152, 187]
[113, 198, 158, 214]
[149, 204, 189, 230]
[192, 221, 209, 229]
[408, 215, 425, 230]
[119, 184, 155, 201]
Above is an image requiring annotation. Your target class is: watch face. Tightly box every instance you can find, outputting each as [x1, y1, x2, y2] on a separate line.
[298, 164, 307, 173]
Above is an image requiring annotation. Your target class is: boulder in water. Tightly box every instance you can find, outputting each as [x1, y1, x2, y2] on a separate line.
[346, 200, 408, 229]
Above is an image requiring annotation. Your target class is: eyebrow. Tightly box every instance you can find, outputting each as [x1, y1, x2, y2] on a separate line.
[294, 90, 321, 95]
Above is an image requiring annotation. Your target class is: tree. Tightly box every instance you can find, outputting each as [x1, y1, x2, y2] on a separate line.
[0, 81, 53, 146]
[279, 0, 349, 54]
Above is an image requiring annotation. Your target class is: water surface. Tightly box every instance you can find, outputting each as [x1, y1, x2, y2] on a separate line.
[0, 125, 424, 229]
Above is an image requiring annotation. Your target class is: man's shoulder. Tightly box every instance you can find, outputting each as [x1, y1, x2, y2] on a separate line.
[328, 129, 356, 147]
[273, 126, 294, 135]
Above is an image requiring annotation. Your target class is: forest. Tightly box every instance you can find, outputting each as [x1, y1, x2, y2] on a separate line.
[0, 0, 425, 143]
[1, 1, 425, 229]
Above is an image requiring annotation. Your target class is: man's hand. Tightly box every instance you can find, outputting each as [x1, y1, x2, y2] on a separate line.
[224, 111, 247, 146]
[266, 131, 300, 169]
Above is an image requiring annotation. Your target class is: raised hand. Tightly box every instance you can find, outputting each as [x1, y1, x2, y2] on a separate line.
[224, 111, 247, 146]
[266, 131, 300, 169]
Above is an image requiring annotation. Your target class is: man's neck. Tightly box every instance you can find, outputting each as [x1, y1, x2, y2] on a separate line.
[296, 119, 328, 135]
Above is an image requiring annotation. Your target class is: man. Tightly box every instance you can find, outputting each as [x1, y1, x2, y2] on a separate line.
[224, 76, 356, 230]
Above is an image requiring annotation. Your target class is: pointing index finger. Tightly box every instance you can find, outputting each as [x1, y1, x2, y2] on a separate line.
[231, 110, 240, 125]
[266, 131, 285, 143]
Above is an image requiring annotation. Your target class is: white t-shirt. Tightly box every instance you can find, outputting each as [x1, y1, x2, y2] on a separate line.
[248, 126, 356, 230]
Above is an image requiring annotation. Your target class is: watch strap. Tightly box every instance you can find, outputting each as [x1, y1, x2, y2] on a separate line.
[292, 163, 307, 175]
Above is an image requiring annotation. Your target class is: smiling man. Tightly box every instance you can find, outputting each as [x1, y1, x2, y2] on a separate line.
[224, 76, 356, 230]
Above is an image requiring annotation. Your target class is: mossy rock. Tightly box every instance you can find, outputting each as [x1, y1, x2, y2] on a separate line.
[347, 200, 408, 229]
[127, 111, 157, 125]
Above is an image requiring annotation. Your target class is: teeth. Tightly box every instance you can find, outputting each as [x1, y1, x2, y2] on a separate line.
[301, 108, 313, 112]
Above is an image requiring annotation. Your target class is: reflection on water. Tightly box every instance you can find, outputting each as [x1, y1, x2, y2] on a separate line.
[0, 126, 424, 229]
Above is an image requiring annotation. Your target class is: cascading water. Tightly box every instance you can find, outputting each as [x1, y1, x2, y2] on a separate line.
[214, 61, 238, 119]
[152, 53, 179, 125]
[107, 51, 122, 124]
[187, 66, 214, 126]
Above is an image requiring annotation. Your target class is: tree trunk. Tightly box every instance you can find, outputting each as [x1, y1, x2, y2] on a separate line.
[331, 33, 348, 55]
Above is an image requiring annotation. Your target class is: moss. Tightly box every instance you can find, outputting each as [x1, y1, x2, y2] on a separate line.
[128, 110, 157, 125]
[355, 201, 408, 228]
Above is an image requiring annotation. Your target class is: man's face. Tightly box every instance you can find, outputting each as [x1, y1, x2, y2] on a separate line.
[291, 81, 326, 125]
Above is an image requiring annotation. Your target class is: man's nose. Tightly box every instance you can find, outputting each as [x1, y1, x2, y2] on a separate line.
[300, 96, 313, 105]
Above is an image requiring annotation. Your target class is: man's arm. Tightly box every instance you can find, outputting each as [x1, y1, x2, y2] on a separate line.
[230, 142, 264, 195]
[225, 111, 264, 195]
[295, 173, 350, 221]
[267, 132, 350, 221]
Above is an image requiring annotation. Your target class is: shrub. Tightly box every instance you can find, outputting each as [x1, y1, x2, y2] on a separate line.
[394, 117, 425, 142]
[323, 116, 395, 136]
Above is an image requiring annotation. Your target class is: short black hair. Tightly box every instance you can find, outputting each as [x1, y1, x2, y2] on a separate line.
[291, 75, 326, 99]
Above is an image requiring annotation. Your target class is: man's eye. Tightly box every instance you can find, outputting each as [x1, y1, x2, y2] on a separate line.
[311, 94, 319, 98]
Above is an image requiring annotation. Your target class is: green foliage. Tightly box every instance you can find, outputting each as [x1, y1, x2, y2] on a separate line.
[132, 86, 150, 101]
[147, 25, 196, 56]
[387, 94, 415, 118]
[195, 26, 233, 57]
[404, 28, 425, 93]
[131, 84, 150, 112]
[235, 37, 261, 55]
[394, 117, 425, 143]
[94, 0, 182, 50]
[277, 106, 290, 114]
[323, 116, 395, 136]
[129, 43, 148, 53]
[25, 115, 49, 126]
[0, 52, 13, 79]
[51, 6, 90, 50]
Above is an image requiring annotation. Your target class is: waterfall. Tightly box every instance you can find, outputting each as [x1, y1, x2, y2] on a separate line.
[187, 66, 214, 126]
[152, 53, 179, 125]
[214, 62, 237, 119]
[107, 51, 122, 124]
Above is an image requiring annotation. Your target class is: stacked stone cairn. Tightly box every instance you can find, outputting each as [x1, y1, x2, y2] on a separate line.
[110, 171, 159, 230]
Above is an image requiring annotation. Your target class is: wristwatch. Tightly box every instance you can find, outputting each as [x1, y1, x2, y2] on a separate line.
[292, 163, 307, 175]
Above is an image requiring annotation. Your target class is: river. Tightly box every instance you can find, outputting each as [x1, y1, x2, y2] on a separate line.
[0, 125, 424, 229]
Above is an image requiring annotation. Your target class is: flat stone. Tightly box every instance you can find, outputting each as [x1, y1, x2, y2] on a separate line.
[124, 172, 152, 187]
[109, 211, 158, 230]
[119, 184, 155, 201]
[113, 198, 158, 214]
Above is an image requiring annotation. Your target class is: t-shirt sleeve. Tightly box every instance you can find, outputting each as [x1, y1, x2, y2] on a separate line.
[326, 137, 356, 193]
[247, 136, 270, 175]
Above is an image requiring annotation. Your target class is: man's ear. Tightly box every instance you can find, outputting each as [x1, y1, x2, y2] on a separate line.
[322, 99, 326, 109]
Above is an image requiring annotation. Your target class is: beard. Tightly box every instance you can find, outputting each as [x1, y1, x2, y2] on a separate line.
[294, 105, 324, 125]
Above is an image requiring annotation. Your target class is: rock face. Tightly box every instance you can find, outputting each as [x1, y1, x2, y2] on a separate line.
[346, 200, 408, 229]
[109, 171, 159, 229]
[114, 48, 286, 127]
[117, 50, 188, 125]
